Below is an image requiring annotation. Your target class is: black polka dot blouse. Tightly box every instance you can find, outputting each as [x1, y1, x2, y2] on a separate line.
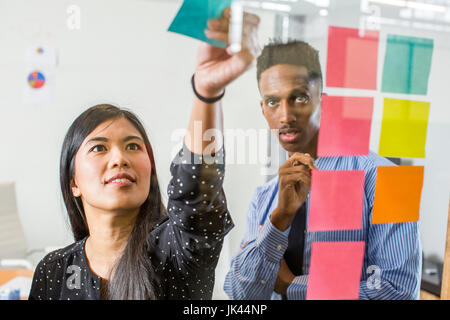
[28, 145, 233, 300]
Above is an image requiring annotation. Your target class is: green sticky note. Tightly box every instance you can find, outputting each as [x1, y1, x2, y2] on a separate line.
[381, 35, 434, 95]
[378, 98, 430, 158]
[168, 0, 231, 48]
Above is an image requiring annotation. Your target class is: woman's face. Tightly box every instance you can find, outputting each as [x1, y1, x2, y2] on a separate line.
[71, 117, 151, 214]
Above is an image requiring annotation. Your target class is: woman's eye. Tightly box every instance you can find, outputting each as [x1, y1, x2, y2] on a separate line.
[126, 143, 140, 151]
[295, 95, 310, 104]
[91, 145, 106, 152]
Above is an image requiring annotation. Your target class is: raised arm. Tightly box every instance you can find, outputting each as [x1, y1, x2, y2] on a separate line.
[185, 7, 260, 155]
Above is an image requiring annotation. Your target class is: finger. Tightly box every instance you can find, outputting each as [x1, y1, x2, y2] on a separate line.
[243, 12, 260, 27]
[287, 152, 317, 170]
[207, 17, 229, 33]
[281, 172, 311, 187]
[223, 6, 231, 19]
[204, 29, 228, 43]
[279, 153, 308, 169]
[303, 153, 318, 170]
[279, 165, 311, 176]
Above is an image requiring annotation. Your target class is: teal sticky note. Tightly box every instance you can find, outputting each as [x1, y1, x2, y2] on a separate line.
[168, 0, 231, 48]
[381, 35, 434, 95]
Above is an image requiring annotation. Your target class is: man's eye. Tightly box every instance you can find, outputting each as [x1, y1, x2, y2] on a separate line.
[267, 99, 278, 107]
[295, 95, 310, 104]
[91, 145, 106, 152]
[126, 143, 140, 151]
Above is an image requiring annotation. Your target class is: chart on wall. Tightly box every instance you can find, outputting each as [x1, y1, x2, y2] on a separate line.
[23, 46, 57, 105]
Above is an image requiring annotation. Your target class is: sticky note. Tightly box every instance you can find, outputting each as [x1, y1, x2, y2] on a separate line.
[168, 0, 231, 48]
[317, 96, 374, 157]
[308, 170, 365, 232]
[372, 166, 424, 224]
[307, 241, 365, 300]
[382, 35, 434, 95]
[378, 98, 430, 158]
[326, 26, 379, 90]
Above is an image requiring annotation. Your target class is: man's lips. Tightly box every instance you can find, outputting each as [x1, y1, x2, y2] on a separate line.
[279, 128, 301, 143]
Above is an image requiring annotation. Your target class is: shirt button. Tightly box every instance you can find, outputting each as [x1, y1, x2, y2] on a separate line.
[277, 245, 282, 251]
[261, 280, 266, 285]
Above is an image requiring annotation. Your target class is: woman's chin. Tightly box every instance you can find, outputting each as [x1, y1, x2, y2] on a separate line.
[101, 200, 145, 214]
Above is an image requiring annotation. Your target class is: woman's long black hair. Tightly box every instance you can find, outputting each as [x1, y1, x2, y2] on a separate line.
[60, 104, 167, 299]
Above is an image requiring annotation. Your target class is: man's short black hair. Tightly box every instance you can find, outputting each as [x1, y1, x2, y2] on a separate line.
[256, 39, 323, 90]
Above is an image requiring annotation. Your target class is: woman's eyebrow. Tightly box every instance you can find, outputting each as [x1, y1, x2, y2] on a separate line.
[85, 136, 143, 146]
[85, 137, 108, 146]
[123, 136, 144, 143]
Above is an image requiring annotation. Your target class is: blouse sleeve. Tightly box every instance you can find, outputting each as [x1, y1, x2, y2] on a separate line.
[149, 144, 233, 299]
[28, 259, 48, 300]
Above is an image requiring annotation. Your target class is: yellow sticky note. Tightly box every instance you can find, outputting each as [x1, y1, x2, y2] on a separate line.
[378, 98, 430, 158]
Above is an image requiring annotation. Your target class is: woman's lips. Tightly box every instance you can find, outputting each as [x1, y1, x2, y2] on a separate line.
[107, 178, 134, 187]
[105, 173, 136, 186]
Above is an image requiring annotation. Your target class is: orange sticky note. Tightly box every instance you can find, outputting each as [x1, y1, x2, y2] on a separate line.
[307, 241, 365, 300]
[372, 166, 424, 224]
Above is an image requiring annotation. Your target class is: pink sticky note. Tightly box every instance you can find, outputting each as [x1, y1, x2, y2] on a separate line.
[308, 170, 365, 232]
[326, 26, 379, 90]
[317, 96, 374, 157]
[307, 241, 365, 300]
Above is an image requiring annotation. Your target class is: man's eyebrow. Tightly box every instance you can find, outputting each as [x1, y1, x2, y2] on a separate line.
[290, 87, 311, 94]
[263, 86, 310, 99]
[263, 94, 280, 100]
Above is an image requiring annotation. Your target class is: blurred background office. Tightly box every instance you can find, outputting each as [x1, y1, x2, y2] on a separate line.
[0, 0, 449, 299]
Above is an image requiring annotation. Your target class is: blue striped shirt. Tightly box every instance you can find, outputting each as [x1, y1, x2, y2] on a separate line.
[224, 151, 422, 300]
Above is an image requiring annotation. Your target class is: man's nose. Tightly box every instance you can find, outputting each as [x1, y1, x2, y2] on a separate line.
[279, 100, 296, 125]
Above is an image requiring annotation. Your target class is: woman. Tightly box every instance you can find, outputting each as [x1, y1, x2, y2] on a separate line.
[28, 8, 260, 300]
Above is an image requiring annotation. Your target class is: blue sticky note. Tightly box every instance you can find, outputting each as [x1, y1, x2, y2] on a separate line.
[168, 0, 231, 48]
[381, 35, 434, 95]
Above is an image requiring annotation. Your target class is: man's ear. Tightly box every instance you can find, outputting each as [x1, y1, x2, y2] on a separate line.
[70, 178, 81, 197]
[260, 100, 265, 117]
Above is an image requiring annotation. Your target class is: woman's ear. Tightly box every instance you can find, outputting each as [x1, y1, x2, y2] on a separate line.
[70, 178, 81, 197]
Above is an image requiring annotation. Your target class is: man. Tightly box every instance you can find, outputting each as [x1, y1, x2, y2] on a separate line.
[224, 40, 421, 300]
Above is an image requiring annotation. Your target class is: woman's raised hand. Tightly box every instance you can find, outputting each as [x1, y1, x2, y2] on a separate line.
[193, 7, 261, 98]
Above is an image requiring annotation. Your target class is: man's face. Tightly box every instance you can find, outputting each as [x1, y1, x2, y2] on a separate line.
[259, 64, 321, 154]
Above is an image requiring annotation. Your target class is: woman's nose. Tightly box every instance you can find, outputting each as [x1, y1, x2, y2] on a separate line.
[108, 148, 130, 168]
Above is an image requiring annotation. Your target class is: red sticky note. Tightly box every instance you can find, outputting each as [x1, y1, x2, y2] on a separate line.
[307, 241, 365, 300]
[372, 166, 424, 224]
[317, 96, 374, 157]
[308, 170, 365, 232]
[326, 26, 379, 90]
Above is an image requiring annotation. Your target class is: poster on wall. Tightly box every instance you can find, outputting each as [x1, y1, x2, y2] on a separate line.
[23, 46, 57, 105]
